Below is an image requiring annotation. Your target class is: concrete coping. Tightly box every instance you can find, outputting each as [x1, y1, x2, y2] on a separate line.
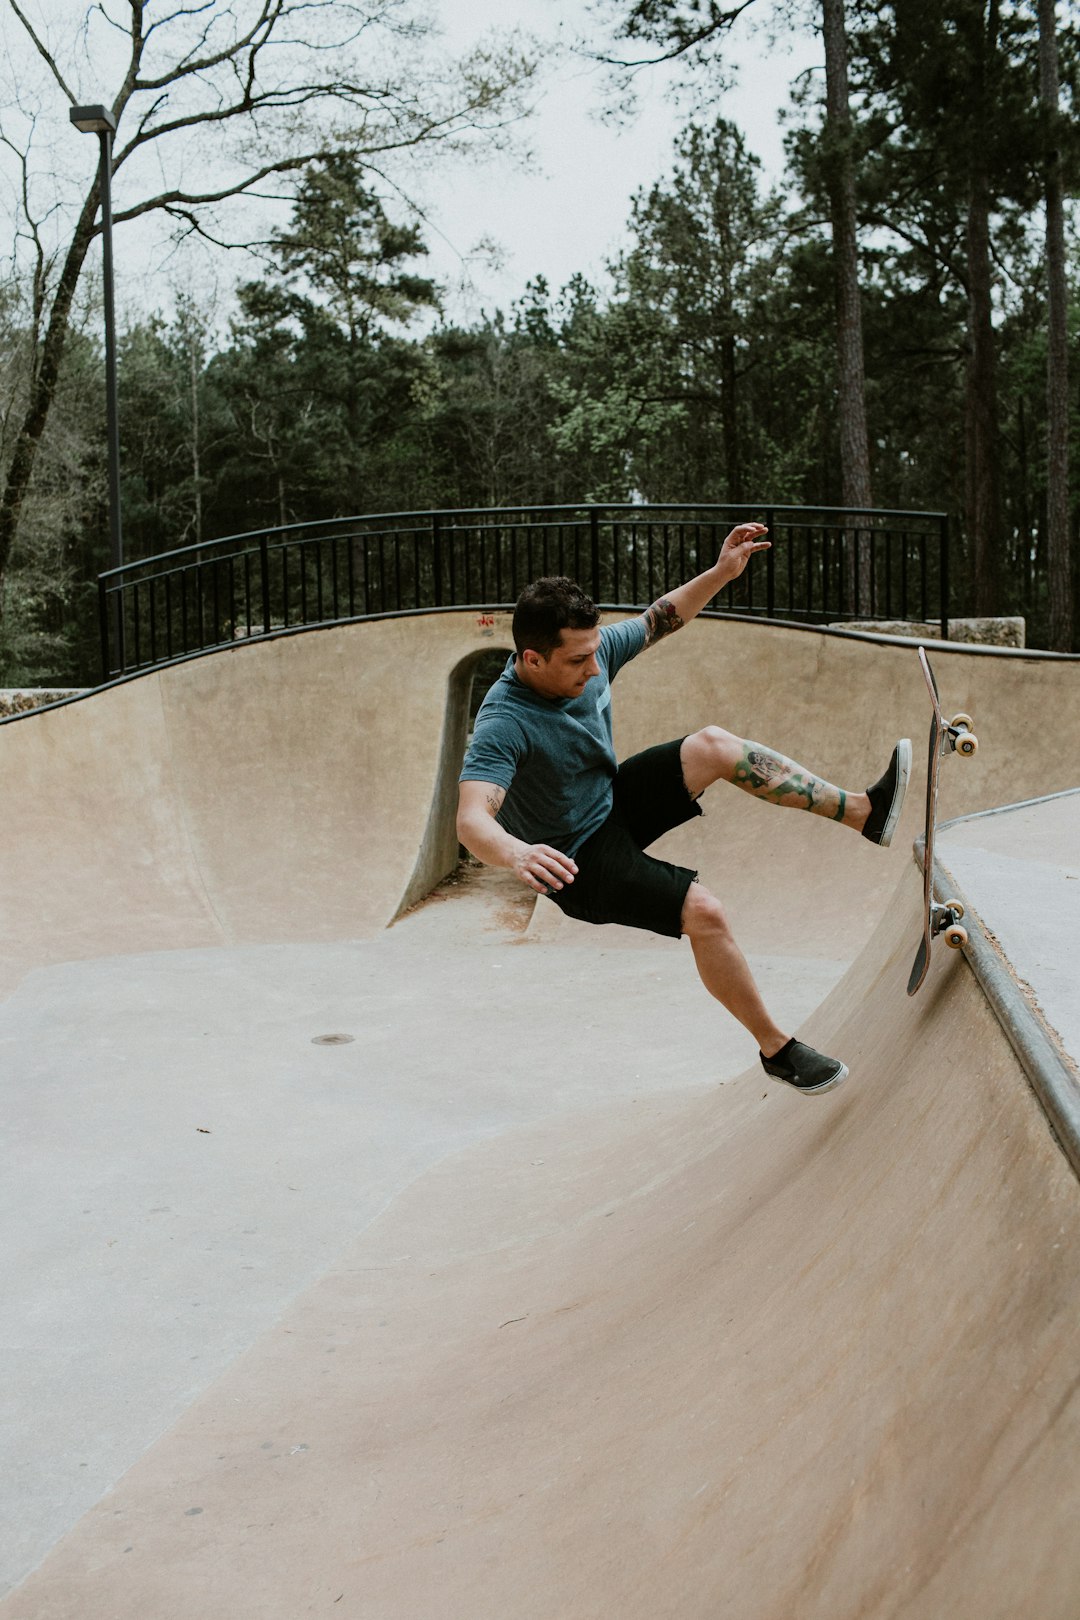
[832, 616, 1026, 648]
[3, 609, 1079, 732]
[918, 793, 1080, 1181]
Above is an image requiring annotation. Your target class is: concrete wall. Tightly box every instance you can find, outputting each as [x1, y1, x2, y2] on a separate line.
[2, 612, 1077, 995]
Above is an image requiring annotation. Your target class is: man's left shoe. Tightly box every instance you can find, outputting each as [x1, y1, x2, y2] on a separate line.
[861, 738, 912, 847]
[760, 1038, 849, 1095]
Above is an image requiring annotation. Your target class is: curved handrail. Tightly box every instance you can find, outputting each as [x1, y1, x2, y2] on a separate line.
[97, 501, 950, 681]
[97, 500, 949, 584]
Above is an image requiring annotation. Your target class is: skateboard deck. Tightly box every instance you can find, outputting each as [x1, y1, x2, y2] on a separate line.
[907, 647, 979, 996]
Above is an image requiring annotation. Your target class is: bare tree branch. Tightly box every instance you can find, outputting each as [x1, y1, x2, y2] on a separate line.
[112, 68, 532, 171]
[111, 153, 329, 224]
[0, 125, 60, 365]
[142, 1, 227, 59]
[4, 0, 79, 103]
[0, 0, 540, 590]
[589, 0, 758, 71]
[135, 1, 373, 93]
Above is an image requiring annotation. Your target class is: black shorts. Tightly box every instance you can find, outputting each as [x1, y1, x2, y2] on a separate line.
[548, 738, 702, 940]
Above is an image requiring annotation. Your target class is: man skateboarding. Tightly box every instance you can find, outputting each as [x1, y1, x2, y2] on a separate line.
[457, 523, 911, 1095]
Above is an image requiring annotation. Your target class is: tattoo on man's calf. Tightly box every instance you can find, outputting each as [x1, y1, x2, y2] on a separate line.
[734, 745, 841, 816]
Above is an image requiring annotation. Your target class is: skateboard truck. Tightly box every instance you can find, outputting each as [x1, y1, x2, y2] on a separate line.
[945, 714, 979, 760]
[930, 897, 968, 952]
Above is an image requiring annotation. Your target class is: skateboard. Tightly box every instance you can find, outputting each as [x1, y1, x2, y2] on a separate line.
[907, 646, 979, 996]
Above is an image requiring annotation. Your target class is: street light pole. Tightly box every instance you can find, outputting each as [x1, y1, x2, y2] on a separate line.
[70, 104, 124, 671]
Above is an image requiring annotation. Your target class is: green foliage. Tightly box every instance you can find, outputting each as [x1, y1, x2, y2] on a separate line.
[5, 0, 1080, 681]
[204, 158, 444, 527]
[0, 301, 106, 684]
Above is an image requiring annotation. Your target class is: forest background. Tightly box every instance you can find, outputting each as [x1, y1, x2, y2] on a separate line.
[1, 0, 1078, 686]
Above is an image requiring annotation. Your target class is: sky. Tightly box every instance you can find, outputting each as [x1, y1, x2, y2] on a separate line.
[0, 0, 824, 329]
[424, 0, 823, 322]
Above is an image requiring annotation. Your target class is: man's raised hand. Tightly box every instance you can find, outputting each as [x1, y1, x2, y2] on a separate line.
[718, 522, 771, 581]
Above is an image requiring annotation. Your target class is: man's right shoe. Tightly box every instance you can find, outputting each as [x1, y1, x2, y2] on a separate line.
[760, 1038, 849, 1095]
[861, 738, 912, 848]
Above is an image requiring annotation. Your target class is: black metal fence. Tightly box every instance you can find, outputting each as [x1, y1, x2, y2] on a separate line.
[98, 503, 950, 681]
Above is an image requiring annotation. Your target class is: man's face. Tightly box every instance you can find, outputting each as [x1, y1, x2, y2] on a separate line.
[521, 626, 602, 699]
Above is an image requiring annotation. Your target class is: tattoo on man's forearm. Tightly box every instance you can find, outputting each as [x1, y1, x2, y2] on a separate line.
[643, 595, 684, 645]
[485, 787, 505, 815]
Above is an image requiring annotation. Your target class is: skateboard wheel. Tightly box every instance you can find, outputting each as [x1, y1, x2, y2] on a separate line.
[950, 712, 974, 730]
[942, 899, 965, 921]
[956, 731, 978, 757]
[944, 923, 968, 950]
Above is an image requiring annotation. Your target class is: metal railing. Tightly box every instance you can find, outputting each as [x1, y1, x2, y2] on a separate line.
[97, 503, 950, 681]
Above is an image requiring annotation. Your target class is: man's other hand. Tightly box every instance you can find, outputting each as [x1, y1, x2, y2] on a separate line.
[513, 844, 578, 894]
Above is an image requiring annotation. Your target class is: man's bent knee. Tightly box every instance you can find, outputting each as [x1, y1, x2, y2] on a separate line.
[681, 727, 741, 799]
[680, 882, 731, 939]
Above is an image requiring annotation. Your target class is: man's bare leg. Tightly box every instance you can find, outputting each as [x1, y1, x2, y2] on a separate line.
[680, 727, 871, 831]
[680, 882, 849, 1090]
[680, 882, 789, 1056]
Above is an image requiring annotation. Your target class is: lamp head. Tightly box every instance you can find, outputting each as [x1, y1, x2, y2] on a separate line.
[70, 105, 116, 135]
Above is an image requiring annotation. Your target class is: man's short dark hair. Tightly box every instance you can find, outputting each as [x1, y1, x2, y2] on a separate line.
[513, 577, 599, 658]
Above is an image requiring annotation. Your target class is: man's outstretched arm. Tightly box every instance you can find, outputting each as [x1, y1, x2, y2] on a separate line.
[640, 521, 771, 647]
[457, 779, 578, 895]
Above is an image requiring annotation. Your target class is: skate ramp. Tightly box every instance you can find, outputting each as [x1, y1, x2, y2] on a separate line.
[3, 615, 1080, 1615]
[0, 615, 505, 996]
[5, 862, 1080, 1619]
[3, 611, 1079, 995]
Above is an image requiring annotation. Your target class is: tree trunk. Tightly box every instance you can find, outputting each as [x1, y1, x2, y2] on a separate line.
[1040, 0, 1072, 651]
[721, 331, 742, 503]
[1016, 395, 1032, 611]
[0, 183, 101, 599]
[960, 0, 1005, 620]
[822, 0, 873, 613]
[965, 172, 1003, 618]
[189, 340, 203, 548]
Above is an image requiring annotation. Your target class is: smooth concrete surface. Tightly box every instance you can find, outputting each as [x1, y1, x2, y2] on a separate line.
[2, 615, 1080, 1615]
[7, 878, 1080, 1619]
[0, 873, 844, 1594]
[938, 791, 1080, 1066]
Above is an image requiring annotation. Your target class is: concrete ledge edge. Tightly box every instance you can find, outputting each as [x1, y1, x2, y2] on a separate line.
[915, 834, 1080, 1182]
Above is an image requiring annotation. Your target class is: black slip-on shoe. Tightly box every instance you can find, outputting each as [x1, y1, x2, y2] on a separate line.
[760, 1038, 850, 1095]
[861, 738, 912, 848]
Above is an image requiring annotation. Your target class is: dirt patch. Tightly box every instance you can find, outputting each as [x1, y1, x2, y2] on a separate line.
[394, 857, 538, 940]
[0, 690, 84, 718]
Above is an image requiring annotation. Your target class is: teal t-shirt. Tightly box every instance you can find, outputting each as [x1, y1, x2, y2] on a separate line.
[460, 618, 647, 856]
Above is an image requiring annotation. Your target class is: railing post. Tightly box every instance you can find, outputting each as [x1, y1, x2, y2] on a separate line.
[116, 583, 127, 670]
[260, 534, 272, 636]
[432, 512, 443, 607]
[765, 507, 776, 618]
[114, 583, 126, 674]
[590, 506, 601, 600]
[939, 514, 950, 641]
[98, 576, 111, 681]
